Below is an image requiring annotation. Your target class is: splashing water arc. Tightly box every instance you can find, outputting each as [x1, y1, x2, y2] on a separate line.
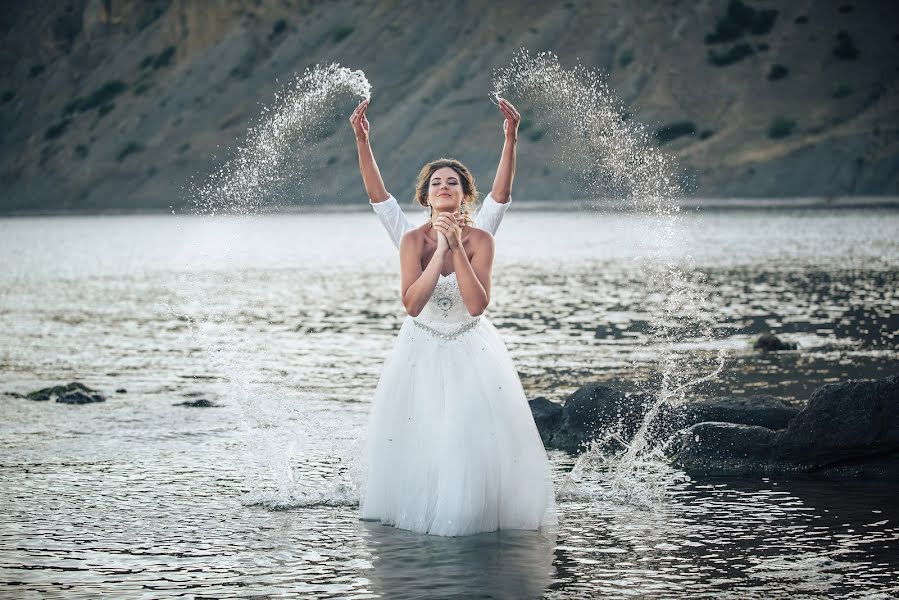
[191, 64, 370, 215]
[492, 50, 679, 213]
[493, 50, 726, 503]
[176, 64, 371, 509]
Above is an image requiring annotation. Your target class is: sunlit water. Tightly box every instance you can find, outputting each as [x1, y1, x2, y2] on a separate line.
[2, 208, 898, 597]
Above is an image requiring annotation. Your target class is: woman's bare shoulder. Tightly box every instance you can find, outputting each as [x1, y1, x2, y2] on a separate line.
[400, 225, 428, 247]
[465, 226, 495, 247]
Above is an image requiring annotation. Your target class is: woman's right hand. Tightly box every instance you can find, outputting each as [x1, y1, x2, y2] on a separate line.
[349, 99, 370, 143]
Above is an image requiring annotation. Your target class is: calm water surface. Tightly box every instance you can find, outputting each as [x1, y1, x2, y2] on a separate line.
[1, 208, 897, 598]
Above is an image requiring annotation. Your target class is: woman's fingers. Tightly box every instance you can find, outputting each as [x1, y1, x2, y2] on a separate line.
[350, 99, 369, 124]
[434, 220, 458, 240]
[501, 104, 520, 123]
[502, 98, 519, 115]
[499, 99, 520, 122]
[436, 216, 459, 232]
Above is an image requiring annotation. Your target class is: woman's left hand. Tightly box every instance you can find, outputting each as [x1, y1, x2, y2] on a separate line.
[434, 213, 463, 250]
[498, 97, 521, 141]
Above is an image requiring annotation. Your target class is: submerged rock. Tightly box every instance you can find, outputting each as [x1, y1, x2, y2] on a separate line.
[173, 399, 221, 407]
[753, 333, 797, 352]
[26, 382, 106, 404]
[672, 375, 899, 479]
[57, 390, 106, 404]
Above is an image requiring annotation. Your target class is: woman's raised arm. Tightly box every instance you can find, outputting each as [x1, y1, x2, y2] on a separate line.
[489, 98, 521, 204]
[350, 99, 390, 203]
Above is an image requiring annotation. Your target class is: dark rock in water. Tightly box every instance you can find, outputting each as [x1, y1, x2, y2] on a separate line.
[543, 385, 657, 454]
[528, 397, 562, 446]
[5, 391, 25, 398]
[679, 395, 799, 431]
[672, 375, 899, 479]
[57, 390, 106, 404]
[774, 375, 899, 468]
[173, 399, 220, 407]
[531, 384, 800, 456]
[115, 388, 127, 394]
[753, 333, 797, 352]
[671, 422, 782, 476]
[27, 382, 105, 404]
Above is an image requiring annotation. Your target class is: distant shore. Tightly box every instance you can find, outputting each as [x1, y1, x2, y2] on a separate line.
[1, 196, 898, 217]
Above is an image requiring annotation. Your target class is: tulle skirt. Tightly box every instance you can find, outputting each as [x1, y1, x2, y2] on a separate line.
[360, 316, 557, 537]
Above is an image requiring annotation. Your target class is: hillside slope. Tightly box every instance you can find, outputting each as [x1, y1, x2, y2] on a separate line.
[1, 0, 897, 212]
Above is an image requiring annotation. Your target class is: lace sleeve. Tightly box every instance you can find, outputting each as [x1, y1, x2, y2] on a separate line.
[473, 193, 511, 235]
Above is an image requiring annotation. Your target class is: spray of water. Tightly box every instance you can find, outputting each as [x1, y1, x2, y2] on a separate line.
[493, 50, 726, 505]
[170, 64, 371, 509]
[190, 64, 370, 215]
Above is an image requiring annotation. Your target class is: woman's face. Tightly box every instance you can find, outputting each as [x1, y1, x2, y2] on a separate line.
[427, 167, 463, 214]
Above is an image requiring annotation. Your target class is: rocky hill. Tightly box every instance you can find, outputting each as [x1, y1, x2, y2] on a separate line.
[1, 0, 897, 213]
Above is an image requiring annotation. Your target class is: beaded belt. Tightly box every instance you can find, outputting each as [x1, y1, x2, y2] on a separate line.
[412, 317, 481, 341]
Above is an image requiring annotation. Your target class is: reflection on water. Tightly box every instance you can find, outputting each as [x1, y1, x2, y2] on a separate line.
[361, 523, 556, 599]
[1, 209, 898, 597]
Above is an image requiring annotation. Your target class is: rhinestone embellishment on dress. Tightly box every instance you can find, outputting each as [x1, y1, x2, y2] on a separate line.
[413, 317, 481, 341]
[433, 277, 456, 317]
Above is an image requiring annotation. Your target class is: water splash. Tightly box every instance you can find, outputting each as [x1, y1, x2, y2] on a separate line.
[190, 63, 370, 215]
[492, 50, 678, 213]
[169, 64, 370, 509]
[494, 49, 726, 504]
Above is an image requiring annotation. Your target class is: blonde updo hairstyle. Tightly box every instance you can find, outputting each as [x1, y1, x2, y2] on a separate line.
[413, 158, 479, 215]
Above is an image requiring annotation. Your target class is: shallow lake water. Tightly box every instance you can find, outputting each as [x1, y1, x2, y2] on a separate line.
[1, 207, 897, 598]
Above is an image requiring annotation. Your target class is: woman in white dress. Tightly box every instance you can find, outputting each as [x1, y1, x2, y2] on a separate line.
[350, 98, 556, 537]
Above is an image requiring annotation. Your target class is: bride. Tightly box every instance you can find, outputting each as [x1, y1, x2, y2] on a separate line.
[350, 97, 556, 537]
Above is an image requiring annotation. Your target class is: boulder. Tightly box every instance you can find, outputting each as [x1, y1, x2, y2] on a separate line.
[548, 385, 656, 454]
[670, 422, 782, 476]
[531, 384, 800, 455]
[753, 333, 797, 352]
[528, 397, 561, 447]
[773, 376, 899, 468]
[672, 375, 899, 479]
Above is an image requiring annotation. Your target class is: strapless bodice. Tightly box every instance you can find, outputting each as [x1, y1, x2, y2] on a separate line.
[412, 273, 481, 340]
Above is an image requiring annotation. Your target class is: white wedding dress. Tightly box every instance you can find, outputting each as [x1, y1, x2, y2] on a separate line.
[360, 272, 557, 537]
